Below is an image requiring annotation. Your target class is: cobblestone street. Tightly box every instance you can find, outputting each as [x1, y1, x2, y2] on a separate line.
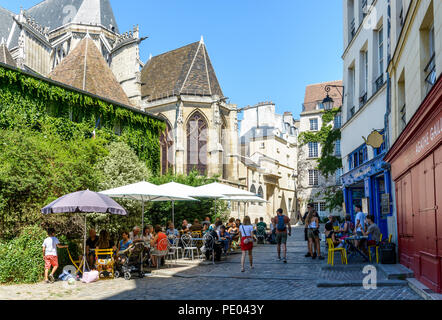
[0, 226, 422, 300]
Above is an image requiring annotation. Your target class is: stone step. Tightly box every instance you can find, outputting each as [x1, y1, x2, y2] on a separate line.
[377, 264, 414, 280]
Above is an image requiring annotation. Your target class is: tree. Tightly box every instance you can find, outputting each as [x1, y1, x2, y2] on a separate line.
[88, 141, 152, 236]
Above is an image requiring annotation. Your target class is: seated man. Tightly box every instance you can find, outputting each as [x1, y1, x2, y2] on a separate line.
[360, 214, 381, 253]
[181, 220, 191, 233]
[257, 217, 267, 230]
[85, 229, 99, 269]
[190, 219, 202, 232]
[129, 226, 143, 243]
[166, 223, 179, 244]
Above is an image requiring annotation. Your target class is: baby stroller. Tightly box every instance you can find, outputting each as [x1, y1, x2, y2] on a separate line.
[95, 249, 115, 279]
[115, 242, 149, 280]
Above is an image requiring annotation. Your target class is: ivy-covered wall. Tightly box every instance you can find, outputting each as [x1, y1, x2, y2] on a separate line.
[0, 63, 164, 174]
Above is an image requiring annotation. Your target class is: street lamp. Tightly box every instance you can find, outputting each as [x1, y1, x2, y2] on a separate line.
[322, 91, 334, 110]
[322, 84, 345, 109]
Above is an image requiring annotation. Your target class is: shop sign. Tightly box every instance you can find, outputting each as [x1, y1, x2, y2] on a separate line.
[381, 193, 390, 215]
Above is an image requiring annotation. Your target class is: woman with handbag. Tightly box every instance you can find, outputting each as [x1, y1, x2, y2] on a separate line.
[240, 216, 254, 272]
[305, 210, 324, 260]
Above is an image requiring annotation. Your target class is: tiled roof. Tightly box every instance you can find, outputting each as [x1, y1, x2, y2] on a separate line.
[49, 36, 130, 106]
[303, 80, 343, 112]
[140, 39, 224, 101]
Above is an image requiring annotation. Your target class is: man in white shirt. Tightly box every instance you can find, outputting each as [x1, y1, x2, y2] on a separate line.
[42, 228, 68, 283]
[354, 204, 367, 248]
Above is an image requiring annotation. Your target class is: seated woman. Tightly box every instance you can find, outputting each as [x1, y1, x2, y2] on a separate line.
[202, 223, 209, 236]
[96, 230, 117, 275]
[228, 223, 240, 243]
[337, 215, 353, 238]
[324, 222, 344, 248]
[217, 225, 231, 254]
[117, 231, 133, 253]
[150, 225, 168, 268]
[226, 217, 235, 229]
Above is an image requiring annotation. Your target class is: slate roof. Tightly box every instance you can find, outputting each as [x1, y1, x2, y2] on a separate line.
[141, 40, 224, 101]
[4, 0, 119, 49]
[26, 0, 119, 32]
[49, 36, 130, 106]
[0, 43, 16, 67]
[303, 80, 343, 112]
[0, 6, 14, 46]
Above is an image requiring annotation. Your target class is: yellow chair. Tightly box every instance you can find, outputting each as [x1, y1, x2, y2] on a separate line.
[388, 234, 392, 243]
[368, 234, 382, 264]
[326, 238, 347, 266]
[95, 248, 115, 278]
[333, 226, 340, 232]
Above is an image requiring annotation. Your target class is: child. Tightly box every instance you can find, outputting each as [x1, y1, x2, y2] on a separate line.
[42, 228, 68, 284]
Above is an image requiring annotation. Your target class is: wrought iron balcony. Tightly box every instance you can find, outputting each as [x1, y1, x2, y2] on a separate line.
[350, 18, 356, 41]
[373, 74, 384, 94]
[359, 92, 367, 108]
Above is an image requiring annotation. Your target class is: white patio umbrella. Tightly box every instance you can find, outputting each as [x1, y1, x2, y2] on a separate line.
[100, 181, 196, 273]
[219, 195, 268, 219]
[155, 182, 200, 227]
[193, 182, 256, 217]
[100, 181, 196, 230]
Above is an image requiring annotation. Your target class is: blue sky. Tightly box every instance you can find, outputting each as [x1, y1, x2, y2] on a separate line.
[0, 0, 343, 119]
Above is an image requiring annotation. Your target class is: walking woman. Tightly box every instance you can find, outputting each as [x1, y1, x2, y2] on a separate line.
[240, 216, 254, 272]
[305, 210, 324, 260]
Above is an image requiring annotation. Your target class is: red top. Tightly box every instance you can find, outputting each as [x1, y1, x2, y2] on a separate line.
[156, 232, 168, 251]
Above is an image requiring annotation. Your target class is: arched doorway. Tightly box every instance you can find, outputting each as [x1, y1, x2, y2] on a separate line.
[187, 111, 208, 175]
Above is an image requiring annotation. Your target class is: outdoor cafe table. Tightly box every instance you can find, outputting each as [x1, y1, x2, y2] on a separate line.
[343, 235, 369, 262]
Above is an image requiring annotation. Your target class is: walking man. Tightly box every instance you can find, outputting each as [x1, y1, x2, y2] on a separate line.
[274, 208, 291, 263]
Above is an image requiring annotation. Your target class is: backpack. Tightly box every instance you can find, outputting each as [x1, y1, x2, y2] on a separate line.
[276, 215, 286, 232]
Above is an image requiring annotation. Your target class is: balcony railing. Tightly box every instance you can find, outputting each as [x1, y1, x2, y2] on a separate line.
[362, 0, 368, 19]
[348, 106, 356, 121]
[373, 74, 384, 94]
[424, 53, 436, 95]
[350, 18, 356, 41]
[399, 8, 404, 28]
[359, 92, 367, 108]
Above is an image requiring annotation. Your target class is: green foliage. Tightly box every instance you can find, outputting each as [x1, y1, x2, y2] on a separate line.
[299, 107, 343, 211]
[87, 141, 152, 237]
[148, 171, 229, 227]
[0, 225, 47, 284]
[0, 64, 164, 174]
[315, 186, 344, 213]
[0, 128, 108, 239]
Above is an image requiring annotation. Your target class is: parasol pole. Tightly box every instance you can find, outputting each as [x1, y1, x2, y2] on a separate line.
[83, 214, 87, 274]
[141, 195, 144, 274]
[172, 200, 175, 227]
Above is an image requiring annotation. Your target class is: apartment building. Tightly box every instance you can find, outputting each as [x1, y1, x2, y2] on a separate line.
[385, 0, 442, 293]
[341, 0, 394, 239]
[298, 81, 344, 218]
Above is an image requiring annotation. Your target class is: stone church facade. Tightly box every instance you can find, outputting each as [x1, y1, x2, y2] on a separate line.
[0, 0, 242, 189]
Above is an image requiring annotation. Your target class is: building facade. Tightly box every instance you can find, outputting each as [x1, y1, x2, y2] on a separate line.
[341, 0, 394, 239]
[237, 102, 299, 224]
[139, 38, 241, 190]
[385, 0, 442, 293]
[298, 81, 344, 218]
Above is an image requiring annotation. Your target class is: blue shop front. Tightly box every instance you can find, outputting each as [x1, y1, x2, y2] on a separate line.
[341, 152, 393, 239]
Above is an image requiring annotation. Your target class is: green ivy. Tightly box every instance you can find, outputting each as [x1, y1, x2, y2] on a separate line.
[0, 64, 164, 174]
[298, 107, 342, 179]
[299, 107, 343, 211]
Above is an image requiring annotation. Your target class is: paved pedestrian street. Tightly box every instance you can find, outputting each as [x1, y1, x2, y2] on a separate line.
[0, 226, 421, 300]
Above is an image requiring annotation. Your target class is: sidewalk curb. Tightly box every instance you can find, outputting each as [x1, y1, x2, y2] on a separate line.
[316, 279, 408, 287]
[406, 278, 442, 300]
